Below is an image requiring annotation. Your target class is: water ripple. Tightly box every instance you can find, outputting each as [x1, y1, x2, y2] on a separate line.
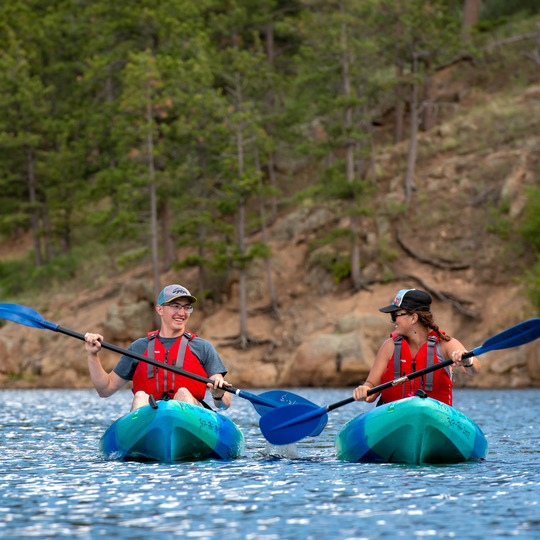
[1, 388, 540, 539]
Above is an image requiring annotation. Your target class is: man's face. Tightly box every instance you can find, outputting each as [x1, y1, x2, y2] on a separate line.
[157, 300, 192, 334]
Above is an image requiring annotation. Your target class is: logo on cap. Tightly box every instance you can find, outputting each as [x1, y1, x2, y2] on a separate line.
[393, 289, 413, 307]
[172, 287, 188, 295]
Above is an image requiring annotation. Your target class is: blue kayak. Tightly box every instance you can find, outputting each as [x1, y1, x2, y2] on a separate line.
[335, 396, 488, 464]
[99, 400, 244, 462]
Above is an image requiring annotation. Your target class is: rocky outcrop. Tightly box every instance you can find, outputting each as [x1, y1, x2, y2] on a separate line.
[2, 79, 540, 393]
[1, 275, 539, 391]
[280, 315, 389, 386]
[2, 131, 540, 391]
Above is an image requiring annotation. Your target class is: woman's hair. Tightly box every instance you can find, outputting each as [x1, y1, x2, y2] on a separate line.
[414, 310, 451, 341]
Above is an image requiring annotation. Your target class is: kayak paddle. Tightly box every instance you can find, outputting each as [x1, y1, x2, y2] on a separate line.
[251, 389, 327, 438]
[259, 317, 540, 445]
[0, 303, 317, 418]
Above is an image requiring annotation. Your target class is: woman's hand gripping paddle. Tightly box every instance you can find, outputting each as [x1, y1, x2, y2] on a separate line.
[0, 303, 320, 428]
[259, 317, 540, 445]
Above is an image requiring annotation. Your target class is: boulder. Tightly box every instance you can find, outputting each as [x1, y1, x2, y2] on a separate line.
[526, 343, 540, 382]
[282, 332, 373, 386]
[489, 348, 527, 375]
[0, 336, 20, 374]
[104, 300, 154, 342]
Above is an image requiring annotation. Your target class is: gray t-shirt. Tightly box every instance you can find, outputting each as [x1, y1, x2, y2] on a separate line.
[113, 334, 227, 381]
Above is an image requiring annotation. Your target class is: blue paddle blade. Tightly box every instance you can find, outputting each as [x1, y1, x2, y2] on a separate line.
[235, 389, 292, 410]
[251, 390, 316, 416]
[0, 304, 58, 331]
[473, 318, 540, 355]
[259, 403, 327, 445]
[253, 390, 328, 437]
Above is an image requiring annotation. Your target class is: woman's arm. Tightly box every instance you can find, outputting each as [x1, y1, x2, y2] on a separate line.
[353, 338, 394, 402]
[443, 337, 480, 375]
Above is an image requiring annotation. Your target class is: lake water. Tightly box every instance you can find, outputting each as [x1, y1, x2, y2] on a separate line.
[1, 388, 539, 539]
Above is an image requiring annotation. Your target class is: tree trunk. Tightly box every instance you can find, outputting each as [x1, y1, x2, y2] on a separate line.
[537, 23, 540, 61]
[41, 201, 56, 261]
[237, 205, 248, 348]
[265, 20, 275, 67]
[421, 58, 435, 132]
[197, 230, 207, 313]
[146, 95, 160, 322]
[404, 54, 419, 208]
[264, 20, 278, 223]
[394, 1, 405, 143]
[394, 62, 405, 143]
[235, 92, 248, 349]
[462, 0, 480, 42]
[267, 151, 278, 223]
[255, 145, 279, 318]
[27, 147, 43, 267]
[196, 146, 209, 313]
[160, 200, 175, 272]
[349, 212, 362, 290]
[340, 1, 362, 290]
[340, 3, 354, 184]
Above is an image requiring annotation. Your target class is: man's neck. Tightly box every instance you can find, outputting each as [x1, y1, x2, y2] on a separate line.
[159, 329, 185, 339]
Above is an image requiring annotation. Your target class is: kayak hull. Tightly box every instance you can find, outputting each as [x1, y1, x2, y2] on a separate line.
[335, 396, 488, 464]
[99, 400, 244, 462]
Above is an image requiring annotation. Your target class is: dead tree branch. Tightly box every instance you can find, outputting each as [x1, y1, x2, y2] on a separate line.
[361, 274, 478, 319]
[397, 230, 470, 270]
[398, 274, 479, 319]
[484, 32, 538, 52]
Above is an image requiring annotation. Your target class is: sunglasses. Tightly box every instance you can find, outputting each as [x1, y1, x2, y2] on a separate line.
[391, 312, 409, 322]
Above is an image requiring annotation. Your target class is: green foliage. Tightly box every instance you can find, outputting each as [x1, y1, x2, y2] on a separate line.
[491, 186, 540, 312]
[0, 252, 78, 297]
[320, 165, 371, 201]
[0, 0, 537, 311]
[486, 203, 511, 239]
[522, 256, 540, 315]
[249, 241, 272, 260]
[309, 245, 351, 284]
[480, 0, 540, 20]
[330, 256, 351, 284]
[381, 266, 396, 283]
[309, 227, 351, 252]
[519, 187, 540, 253]
[116, 247, 149, 269]
[308, 228, 352, 283]
[0, 259, 29, 297]
[174, 254, 211, 270]
[377, 234, 399, 265]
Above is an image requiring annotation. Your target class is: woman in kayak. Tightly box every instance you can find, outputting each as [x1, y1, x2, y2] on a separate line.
[353, 288, 480, 406]
[84, 284, 231, 411]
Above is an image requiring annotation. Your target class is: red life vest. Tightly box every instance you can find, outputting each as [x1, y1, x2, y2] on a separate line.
[132, 331, 208, 401]
[379, 330, 453, 405]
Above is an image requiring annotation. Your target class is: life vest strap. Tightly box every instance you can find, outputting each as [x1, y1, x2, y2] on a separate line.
[393, 335, 404, 379]
[393, 333, 449, 392]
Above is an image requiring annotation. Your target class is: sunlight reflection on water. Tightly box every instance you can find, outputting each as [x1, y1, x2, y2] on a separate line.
[1, 388, 540, 539]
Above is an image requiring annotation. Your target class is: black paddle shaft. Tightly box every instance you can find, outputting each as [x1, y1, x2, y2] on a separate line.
[59, 326, 243, 395]
[326, 358, 455, 412]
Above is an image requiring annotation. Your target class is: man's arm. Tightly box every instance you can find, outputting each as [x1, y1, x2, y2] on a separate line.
[85, 332, 129, 397]
[208, 373, 232, 409]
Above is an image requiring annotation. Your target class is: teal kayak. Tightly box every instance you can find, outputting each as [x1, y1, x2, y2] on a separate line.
[99, 400, 244, 462]
[335, 396, 488, 464]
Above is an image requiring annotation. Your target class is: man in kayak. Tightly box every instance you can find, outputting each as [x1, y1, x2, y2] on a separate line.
[353, 288, 480, 406]
[84, 284, 231, 411]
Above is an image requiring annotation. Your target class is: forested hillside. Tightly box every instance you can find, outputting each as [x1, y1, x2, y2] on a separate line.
[1, 1, 540, 390]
